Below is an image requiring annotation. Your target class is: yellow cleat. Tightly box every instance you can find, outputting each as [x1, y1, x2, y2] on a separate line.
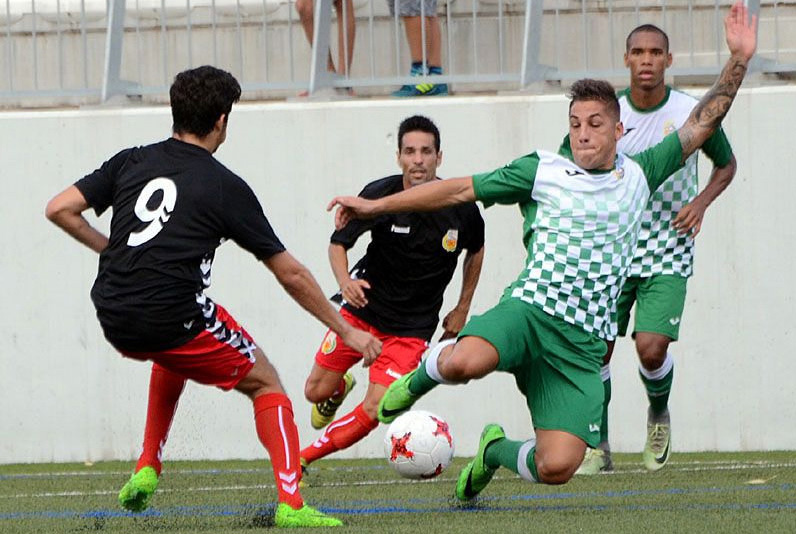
[311, 373, 356, 429]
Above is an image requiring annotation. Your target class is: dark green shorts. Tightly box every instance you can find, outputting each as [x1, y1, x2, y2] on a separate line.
[460, 297, 606, 447]
[615, 274, 688, 340]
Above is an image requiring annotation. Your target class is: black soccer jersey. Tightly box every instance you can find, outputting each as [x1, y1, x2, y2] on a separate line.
[332, 175, 485, 340]
[75, 138, 285, 352]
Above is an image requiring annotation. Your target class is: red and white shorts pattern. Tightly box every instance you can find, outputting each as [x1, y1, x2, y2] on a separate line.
[119, 304, 257, 390]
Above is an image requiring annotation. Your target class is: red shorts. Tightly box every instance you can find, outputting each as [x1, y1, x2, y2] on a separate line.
[315, 308, 428, 387]
[119, 304, 257, 391]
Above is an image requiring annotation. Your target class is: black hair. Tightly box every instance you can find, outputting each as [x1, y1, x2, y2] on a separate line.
[170, 65, 242, 137]
[397, 115, 441, 152]
[626, 24, 670, 53]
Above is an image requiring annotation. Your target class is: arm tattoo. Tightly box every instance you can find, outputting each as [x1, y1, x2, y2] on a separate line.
[679, 58, 748, 160]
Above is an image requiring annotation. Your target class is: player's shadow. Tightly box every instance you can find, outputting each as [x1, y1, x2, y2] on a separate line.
[236, 505, 276, 528]
[449, 494, 492, 511]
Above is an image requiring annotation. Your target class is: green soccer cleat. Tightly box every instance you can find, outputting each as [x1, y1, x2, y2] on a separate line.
[376, 370, 418, 423]
[118, 466, 159, 512]
[455, 424, 506, 501]
[643, 408, 671, 472]
[574, 447, 613, 475]
[274, 503, 343, 528]
[311, 372, 356, 430]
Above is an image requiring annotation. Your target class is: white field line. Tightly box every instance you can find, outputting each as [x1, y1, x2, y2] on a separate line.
[2, 458, 791, 478]
[2, 460, 795, 501]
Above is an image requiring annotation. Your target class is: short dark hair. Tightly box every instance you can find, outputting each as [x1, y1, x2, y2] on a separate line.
[568, 79, 620, 122]
[170, 66, 242, 137]
[397, 115, 441, 152]
[626, 24, 669, 53]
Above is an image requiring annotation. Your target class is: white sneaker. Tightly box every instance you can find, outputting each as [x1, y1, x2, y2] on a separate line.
[574, 447, 613, 475]
[642, 408, 671, 471]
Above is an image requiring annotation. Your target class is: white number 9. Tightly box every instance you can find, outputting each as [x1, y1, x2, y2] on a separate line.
[127, 177, 178, 247]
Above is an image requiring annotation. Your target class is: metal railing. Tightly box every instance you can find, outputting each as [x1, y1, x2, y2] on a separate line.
[0, 0, 794, 106]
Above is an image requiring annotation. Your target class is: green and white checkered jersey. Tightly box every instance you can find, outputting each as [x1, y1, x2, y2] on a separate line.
[474, 150, 654, 340]
[618, 86, 733, 277]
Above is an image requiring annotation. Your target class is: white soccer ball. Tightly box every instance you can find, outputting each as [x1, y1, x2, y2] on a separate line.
[383, 410, 455, 479]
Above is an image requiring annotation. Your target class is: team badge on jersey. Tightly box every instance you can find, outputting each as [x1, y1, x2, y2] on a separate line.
[320, 331, 337, 354]
[441, 229, 459, 252]
[613, 167, 625, 180]
[663, 120, 676, 136]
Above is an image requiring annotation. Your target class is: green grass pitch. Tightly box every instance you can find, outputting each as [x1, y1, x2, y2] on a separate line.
[1, 452, 794, 533]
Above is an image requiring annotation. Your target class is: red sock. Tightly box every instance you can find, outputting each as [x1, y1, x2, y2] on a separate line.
[135, 364, 186, 476]
[253, 393, 304, 510]
[301, 403, 379, 465]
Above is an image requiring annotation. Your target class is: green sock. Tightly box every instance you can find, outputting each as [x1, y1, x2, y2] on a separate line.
[484, 438, 538, 482]
[484, 436, 519, 470]
[408, 359, 439, 396]
[601, 376, 611, 444]
[640, 366, 673, 416]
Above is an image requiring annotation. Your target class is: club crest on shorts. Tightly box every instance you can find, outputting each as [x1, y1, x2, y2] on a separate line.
[441, 229, 459, 252]
[321, 331, 337, 354]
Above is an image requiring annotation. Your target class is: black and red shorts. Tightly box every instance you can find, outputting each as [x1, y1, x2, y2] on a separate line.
[119, 304, 256, 390]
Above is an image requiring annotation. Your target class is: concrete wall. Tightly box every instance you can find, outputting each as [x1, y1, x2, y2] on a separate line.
[1, 86, 794, 465]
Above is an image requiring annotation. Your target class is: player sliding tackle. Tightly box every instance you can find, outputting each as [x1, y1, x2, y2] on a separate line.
[329, 2, 756, 498]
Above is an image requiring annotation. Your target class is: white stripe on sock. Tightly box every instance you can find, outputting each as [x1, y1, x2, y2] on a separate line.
[517, 439, 538, 482]
[325, 415, 356, 435]
[600, 364, 611, 382]
[424, 339, 457, 385]
[277, 406, 291, 470]
[639, 352, 674, 381]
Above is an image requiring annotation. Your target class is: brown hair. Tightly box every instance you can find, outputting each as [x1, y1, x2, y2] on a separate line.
[568, 79, 620, 121]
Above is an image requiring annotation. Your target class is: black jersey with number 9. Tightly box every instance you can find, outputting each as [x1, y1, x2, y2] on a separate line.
[75, 138, 285, 352]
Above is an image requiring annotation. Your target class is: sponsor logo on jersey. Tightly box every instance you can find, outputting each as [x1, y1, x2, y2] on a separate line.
[663, 120, 676, 136]
[622, 127, 636, 137]
[669, 316, 681, 326]
[321, 332, 337, 354]
[391, 224, 411, 234]
[442, 229, 459, 252]
[565, 169, 584, 176]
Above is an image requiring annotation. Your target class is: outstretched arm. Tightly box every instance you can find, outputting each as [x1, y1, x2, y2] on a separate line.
[328, 176, 475, 230]
[45, 185, 109, 253]
[677, 2, 756, 163]
[263, 251, 382, 364]
[440, 245, 485, 340]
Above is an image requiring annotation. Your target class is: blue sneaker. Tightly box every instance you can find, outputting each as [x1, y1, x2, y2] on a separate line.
[391, 82, 449, 97]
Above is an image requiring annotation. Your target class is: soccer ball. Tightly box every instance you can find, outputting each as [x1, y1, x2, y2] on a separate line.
[383, 410, 454, 479]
